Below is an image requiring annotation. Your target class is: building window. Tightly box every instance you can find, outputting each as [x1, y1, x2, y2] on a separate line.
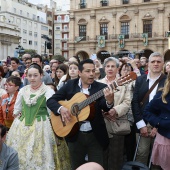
[55, 26, 60, 30]
[57, 16, 61, 22]
[16, 18, 20, 24]
[100, 0, 108, 6]
[121, 22, 129, 39]
[65, 15, 69, 22]
[23, 20, 27, 25]
[9, 16, 14, 23]
[55, 34, 61, 39]
[34, 32, 37, 37]
[29, 22, 32, 27]
[33, 14, 36, 20]
[79, 0, 86, 9]
[79, 25, 86, 40]
[144, 0, 150, 2]
[29, 31, 32, 36]
[100, 23, 108, 40]
[34, 23, 37, 28]
[23, 39, 27, 44]
[64, 52, 68, 58]
[23, 29, 27, 34]
[41, 25, 48, 31]
[29, 40, 32, 45]
[20, 10, 22, 15]
[122, 0, 129, 4]
[13, 8, 16, 13]
[34, 41, 38, 46]
[64, 34, 67, 39]
[56, 44, 60, 48]
[143, 20, 152, 37]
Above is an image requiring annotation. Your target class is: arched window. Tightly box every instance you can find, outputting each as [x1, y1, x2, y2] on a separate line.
[78, 19, 88, 41]
[119, 15, 131, 39]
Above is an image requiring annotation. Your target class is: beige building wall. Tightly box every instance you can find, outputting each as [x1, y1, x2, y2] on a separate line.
[0, 21, 20, 60]
[69, 0, 170, 61]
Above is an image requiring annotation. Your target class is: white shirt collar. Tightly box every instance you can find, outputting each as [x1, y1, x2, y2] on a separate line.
[146, 72, 162, 81]
[78, 78, 91, 89]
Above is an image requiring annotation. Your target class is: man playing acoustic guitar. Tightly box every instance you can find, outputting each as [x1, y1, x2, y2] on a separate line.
[47, 59, 115, 169]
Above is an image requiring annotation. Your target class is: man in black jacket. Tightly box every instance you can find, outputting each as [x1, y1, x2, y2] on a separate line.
[47, 59, 114, 169]
[132, 52, 166, 166]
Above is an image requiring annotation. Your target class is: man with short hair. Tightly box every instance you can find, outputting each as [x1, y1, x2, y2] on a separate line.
[23, 54, 53, 86]
[5, 57, 20, 78]
[0, 124, 19, 170]
[47, 59, 114, 169]
[18, 53, 31, 74]
[132, 52, 166, 167]
[140, 56, 148, 75]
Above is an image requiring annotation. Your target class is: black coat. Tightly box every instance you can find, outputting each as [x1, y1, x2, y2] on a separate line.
[131, 74, 166, 124]
[47, 78, 110, 149]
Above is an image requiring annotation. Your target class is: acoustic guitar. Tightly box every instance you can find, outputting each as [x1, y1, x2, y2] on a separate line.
[51, 72, 137, 137]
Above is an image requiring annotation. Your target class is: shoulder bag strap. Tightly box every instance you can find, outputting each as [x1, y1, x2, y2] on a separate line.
[140, 74, 164, 106]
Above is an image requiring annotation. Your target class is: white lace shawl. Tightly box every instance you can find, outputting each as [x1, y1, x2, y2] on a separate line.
[13, 84, 55, 115]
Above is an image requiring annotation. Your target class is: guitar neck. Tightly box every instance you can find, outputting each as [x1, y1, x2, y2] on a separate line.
[78, 81, 117, 110]
[78, 71, 137, 110]
[79, 89, 104, 110]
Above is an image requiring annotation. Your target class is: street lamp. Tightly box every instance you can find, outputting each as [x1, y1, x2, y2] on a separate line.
[41, 35, 52, 55]
[15, 45, 25, 58]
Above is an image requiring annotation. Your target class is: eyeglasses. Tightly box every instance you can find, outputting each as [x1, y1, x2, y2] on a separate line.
[25, 62, 31, 64]
[4, 83, 16, 87]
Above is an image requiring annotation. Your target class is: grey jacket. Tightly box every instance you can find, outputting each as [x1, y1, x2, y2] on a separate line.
[0, 143, 19, 170]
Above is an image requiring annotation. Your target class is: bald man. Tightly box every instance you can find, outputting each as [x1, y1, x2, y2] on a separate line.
[76, 162, 104, 170]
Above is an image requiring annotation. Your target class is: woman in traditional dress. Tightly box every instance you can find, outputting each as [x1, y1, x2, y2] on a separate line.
[6, 63, 71, 170]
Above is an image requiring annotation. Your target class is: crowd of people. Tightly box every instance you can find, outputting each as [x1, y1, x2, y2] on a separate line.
[0, 52, 170, 170]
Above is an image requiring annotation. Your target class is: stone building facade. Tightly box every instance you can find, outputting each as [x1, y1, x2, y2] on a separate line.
[68, 0, 170, 61]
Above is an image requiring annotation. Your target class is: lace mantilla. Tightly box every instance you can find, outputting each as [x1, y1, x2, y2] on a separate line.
[23, 84, 47, 106]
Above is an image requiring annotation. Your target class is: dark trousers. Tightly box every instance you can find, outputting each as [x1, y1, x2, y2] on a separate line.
[124, 124, 136, 161]
[104, 135, 124, 170]
[68, 131, 104, 170]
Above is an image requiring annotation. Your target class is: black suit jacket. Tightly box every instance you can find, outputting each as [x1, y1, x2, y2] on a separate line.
[47, 78, 110, 149]
[132, 74, 166, 124]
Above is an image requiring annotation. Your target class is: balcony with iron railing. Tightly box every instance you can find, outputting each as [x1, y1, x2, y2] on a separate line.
[54, 19, 69, 23]
[62, 47, 69, 51]
[75, 36, 89, 42]
[61, 38, 69, 42]
[96, 35, 108, 40]
[61, 29, 69, 32]
[100, 0, 109, 6]
[72, 32, 164, 43]
[79, 3, 86, 9]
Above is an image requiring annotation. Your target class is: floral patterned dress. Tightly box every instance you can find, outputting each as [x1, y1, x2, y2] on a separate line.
[6, 84, 71, 170]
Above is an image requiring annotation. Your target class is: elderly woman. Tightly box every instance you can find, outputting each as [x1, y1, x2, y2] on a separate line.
[98, 57, 131, 170]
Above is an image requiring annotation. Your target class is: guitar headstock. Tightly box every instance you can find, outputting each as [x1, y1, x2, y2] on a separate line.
[117, 72, 137, 86]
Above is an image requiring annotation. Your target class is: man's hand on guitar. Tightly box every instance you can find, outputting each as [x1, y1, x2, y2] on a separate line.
[60, 107, 71, 123]
[103, 85, 114, 105]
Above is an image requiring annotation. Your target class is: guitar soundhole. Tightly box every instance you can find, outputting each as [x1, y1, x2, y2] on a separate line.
[71, 103, 80, 116]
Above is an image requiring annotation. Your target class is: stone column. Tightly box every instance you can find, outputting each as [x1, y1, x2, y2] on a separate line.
[69, 12, 75, 57]
[157, 4, 165, 37]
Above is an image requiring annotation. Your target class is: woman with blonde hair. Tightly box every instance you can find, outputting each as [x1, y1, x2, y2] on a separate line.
[144, 73, 170, 170]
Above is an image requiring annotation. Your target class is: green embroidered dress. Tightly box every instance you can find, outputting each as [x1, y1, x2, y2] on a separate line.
[6, 84, 71, 170]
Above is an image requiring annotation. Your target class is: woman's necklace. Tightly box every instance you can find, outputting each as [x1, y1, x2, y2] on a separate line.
[30, 83, 42, 92]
